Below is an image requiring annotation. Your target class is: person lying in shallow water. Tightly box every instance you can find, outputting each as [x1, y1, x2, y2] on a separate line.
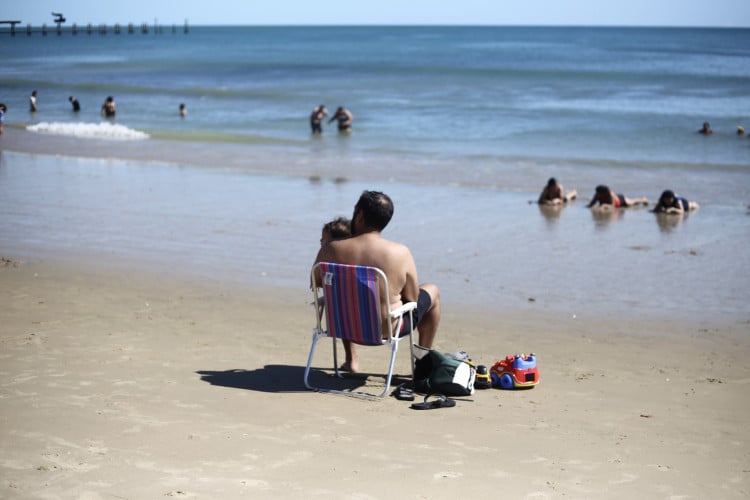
[587, 185, 648, 209]
[651, 190, 699, 214]
[538, 177, 577, 205]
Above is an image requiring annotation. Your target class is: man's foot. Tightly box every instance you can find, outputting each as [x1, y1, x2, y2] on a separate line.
[339, 360, 359, 373]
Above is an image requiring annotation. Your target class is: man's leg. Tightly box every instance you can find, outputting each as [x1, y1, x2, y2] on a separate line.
[416, 283, 440, 349]
[341, 341, 358, 372]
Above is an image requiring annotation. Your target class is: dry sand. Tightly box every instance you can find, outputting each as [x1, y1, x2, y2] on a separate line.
[1, 255, 749, 499]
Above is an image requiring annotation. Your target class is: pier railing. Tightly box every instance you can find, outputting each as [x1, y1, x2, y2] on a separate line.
[0, 20, 189, 36]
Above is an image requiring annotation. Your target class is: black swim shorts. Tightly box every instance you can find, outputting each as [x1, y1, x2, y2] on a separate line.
[399, 288, 431, 335]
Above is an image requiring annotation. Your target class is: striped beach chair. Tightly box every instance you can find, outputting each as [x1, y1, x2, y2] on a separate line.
[304, 262, 417, 398]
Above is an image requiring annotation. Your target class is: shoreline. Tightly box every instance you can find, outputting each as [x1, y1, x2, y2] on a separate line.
[2, 143, 749, 324]
[3, 126, 749, 202]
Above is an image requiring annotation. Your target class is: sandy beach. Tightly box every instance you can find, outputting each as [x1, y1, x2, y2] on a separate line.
[3, 22, 750, 499]
[2, 252, 749, 499]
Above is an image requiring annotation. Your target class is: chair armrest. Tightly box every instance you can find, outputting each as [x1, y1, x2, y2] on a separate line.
[389, 301, 417, 318]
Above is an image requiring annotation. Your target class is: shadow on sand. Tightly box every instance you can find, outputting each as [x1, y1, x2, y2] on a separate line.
[196, 365, 410, 394]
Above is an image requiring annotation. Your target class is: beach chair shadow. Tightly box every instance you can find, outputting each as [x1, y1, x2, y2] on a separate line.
[304, 262, 417, 399]
[196, 365, 393, 393]
[196, 365, 307, 393]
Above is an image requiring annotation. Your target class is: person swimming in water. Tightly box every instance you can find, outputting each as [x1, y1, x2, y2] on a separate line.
[698, 122, 713, 135]
[587, 185, 648, 209]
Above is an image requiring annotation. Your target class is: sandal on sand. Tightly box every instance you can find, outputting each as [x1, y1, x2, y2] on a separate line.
[392, 383, 415, 401]
[410, 394, 455, 410]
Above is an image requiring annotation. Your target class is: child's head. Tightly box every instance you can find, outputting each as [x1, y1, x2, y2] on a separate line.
[321, 217, 351, 245]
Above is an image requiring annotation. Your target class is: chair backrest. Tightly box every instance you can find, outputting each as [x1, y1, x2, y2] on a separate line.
[316, 262, 387, 346]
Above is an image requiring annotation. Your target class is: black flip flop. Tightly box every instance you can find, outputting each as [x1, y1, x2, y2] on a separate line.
[392, 383, 415, 401]
[410, 394, 455, 410]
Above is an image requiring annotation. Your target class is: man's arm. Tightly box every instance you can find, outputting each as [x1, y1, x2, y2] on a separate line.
[401, 248, 420, 303]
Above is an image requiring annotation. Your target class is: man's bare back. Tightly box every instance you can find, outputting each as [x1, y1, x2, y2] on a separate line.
[312, 190, 441, 373]
[316, 232, 418, 312]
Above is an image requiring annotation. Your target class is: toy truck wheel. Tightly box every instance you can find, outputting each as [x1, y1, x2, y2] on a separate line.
[499, 373, 515, 390]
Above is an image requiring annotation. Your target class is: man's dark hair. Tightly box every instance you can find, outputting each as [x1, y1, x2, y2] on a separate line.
[354, 190, 394, 231]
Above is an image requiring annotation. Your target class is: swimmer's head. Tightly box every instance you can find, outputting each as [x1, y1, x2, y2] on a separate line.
[738, 126, 745, 135]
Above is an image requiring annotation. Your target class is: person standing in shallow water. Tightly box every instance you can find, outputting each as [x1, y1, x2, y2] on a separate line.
[101, 96, 116, 118]
[29, 91, 38, 112]
[69, 96, 81, 112]
[329, 106, 353, 133]
[310, 104, 328, 134]
[179, 103, 187, 118]
[0, 103, 7, 135]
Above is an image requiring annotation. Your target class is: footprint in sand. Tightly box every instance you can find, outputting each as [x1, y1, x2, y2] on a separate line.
[433, 471, 463, 479]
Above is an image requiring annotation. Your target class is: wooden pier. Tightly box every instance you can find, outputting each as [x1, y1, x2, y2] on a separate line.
[0, 19, 189, 36]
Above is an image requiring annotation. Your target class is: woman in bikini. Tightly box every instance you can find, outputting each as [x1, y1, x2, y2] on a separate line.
[587, 185, 648, 209]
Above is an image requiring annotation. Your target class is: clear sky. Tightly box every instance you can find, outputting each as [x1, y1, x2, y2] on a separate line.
[4, 0, 749, 28]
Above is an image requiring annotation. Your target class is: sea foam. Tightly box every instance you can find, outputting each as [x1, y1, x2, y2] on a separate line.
[27, 122, 149, 140]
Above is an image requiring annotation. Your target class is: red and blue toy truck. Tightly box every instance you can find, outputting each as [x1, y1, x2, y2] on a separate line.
[490, 354, 539, 389]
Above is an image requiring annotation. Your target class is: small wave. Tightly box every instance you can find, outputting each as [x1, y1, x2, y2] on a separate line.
[26, 122, 149, 140]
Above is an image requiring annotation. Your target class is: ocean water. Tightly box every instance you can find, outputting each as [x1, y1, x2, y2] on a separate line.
[2, 26, 750, 172]
[1, 27, 749, 323]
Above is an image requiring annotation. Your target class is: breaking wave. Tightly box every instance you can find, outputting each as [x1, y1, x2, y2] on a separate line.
[27, 122, 149, 140]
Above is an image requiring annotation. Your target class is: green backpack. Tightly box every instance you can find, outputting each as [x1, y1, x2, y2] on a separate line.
[413, 349, 476, 396]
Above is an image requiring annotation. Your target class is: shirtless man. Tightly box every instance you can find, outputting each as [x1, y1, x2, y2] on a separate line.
[313, 191, 440, 373]
[310, 104, 328, 134]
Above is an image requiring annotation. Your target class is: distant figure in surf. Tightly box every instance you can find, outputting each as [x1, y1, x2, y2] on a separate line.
[329, 106, 353, 133]
[69, 96, 81, 112]
[29, 90, 38, 112]
[0, 103, 7, 135]
[587, 185, 648, 209]
[310, 104, 328, 134]
[101, 96, 116, 118]
[179, 103, 187, 118]
[538, 177, 577, 205]
[698, 122, 712, 135]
